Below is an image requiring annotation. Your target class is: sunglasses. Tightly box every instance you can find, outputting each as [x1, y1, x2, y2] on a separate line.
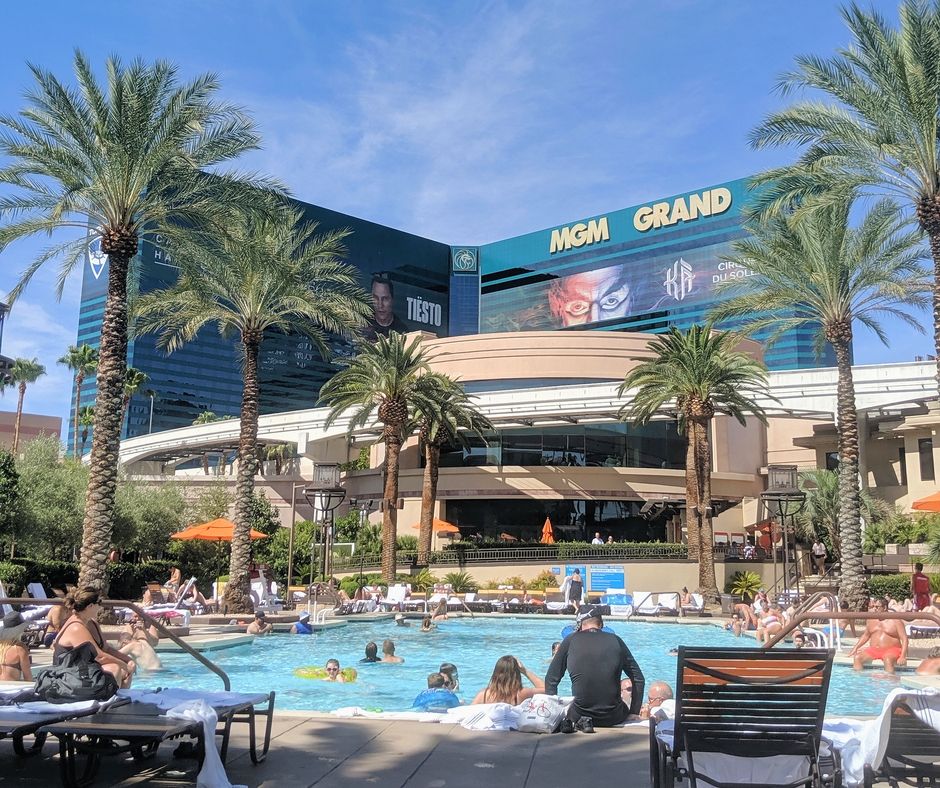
[326, 667, 340, 672]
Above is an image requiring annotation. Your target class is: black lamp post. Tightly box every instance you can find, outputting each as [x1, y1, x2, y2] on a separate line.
[307, 463, 346, 583]
[760, 464, 807, 602]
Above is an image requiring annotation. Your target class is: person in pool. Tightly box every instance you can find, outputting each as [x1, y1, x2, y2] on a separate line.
[431, 598, 448, 622]
[291, 612, 313, 634]
[382, 639, 404, 663]
[439, 662, 459, 692]
[473, 655, 545, 705]
[412, 672, 460, 712]
[395, 613, 409, 627]
[849, 597, 908, 674]
[324, 658, 347, 682]
[420, 616, 434, 632]
[360, 642, 381, 663]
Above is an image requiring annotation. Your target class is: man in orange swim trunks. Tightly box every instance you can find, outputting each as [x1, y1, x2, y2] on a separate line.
[848, 597, 907, 674]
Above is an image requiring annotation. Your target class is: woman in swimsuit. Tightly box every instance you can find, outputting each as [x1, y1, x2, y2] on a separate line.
[472, 655, 544, 705]
[53, 587, 135, 688]
[0, 612, 32, 681]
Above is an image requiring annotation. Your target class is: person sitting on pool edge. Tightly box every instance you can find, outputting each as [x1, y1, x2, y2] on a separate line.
[291, 611, 312, 634]
[639, 681, 674, 720]
[473, 655, 545, 705]
[382, 639, 404, 663]
[848, 597, 908, 674]
[916, 646, 940, 676]
[247, 611, 273, 636]
[118, 630, 162, 672]
[412, 672, 461, 712]
[360, 642, 381, 663]
[324, 658, 347, 682]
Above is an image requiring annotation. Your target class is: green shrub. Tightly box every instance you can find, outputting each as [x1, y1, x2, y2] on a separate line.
[106, 560, 177, 601]
[501, 575, 525, 589]
[396, 535, 418, 552]
[0, 562, 28, 596]
[399, 569, 436, 591]
[726, 571, 762, 600]
[528, 570, 559, 591]
[867, 574, 913, 601]
[443, 571, 477, 593]
[9, 559, 79, 592]
[339, 573, 385, 598]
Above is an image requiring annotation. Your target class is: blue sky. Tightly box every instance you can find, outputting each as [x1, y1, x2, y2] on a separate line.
[0, 0, 929, 426]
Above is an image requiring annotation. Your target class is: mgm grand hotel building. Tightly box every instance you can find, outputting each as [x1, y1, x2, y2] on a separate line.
[85, 177, 883, 549]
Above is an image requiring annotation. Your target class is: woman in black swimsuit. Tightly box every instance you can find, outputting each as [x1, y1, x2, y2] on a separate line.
[53, 588, 135, 688]
[0, 611, 32, 681]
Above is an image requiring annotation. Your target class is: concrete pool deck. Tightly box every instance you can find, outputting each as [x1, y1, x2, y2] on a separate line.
[0, 715, 653, 787]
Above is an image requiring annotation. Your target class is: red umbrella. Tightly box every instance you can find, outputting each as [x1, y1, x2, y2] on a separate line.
[913, 492, 940, 512]
[541, 517, 555, 544]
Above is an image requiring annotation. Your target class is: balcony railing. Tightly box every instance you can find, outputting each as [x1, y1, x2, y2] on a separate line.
[332, 543, 689, 571]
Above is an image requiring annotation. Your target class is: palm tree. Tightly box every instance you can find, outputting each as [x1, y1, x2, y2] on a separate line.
[749, 0, 940, 381]
[121, 367, 149, 434]
[58, 345, 98, 458]
[78, 406, 95, 456]
[134, 209, 369, 612]
[193, 411, 220, 425]
[413, 373, 493, 565]
[0, 52, 273, 592]
[713, 197, 928, 608]
[8, 357, 45, 453]
[320, 333, 436, 582]
[617, 326, 771, 597]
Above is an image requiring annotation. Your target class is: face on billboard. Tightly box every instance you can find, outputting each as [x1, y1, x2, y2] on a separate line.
[548, 265, 634, 327]
[371, 279, 396, 327]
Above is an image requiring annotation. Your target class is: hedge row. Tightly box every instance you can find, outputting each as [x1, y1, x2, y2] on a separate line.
[0, 559, 183, 601]
[866, 573, 934, 600]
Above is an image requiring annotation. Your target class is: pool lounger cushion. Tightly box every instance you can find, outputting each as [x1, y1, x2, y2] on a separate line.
[0, 698, 119, 758]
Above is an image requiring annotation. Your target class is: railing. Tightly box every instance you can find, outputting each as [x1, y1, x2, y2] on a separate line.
[764, 609, 940, 652]
[787, 591, 842, 650]
[333, 544, 690, 571]
[2, 597, 232, 691]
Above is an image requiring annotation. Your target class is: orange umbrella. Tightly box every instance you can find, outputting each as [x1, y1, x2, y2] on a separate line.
[541, 517, 555, 544]
[171, 518, 268, 542]
[913, 492, 940, 512]
[410, 518, 461, 535]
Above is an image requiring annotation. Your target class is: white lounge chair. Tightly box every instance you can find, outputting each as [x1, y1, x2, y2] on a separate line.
[380, 584, 410, 610]
[250, 570, 283, 613]
[657, 592, 680, 616]
[601, 588, 634, 617]
[681, 593, 705, 616]
[633, 591, 659, 616]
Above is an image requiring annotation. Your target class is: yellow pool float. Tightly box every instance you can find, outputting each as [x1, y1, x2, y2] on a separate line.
[293, 666, 358, 682]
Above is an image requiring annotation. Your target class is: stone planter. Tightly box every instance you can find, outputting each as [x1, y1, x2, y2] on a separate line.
[908, 543, 931, 556]
[885, 543, 902, 555]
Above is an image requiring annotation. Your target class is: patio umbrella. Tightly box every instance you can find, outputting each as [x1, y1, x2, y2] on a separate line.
[541, 517, 555, 544]
[411, 518, 461, 540]
[171, 518, 268, 595]
[912, 491, 940, 512]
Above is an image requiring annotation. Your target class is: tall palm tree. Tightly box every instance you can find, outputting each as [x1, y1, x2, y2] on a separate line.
[121, 367, 149, 434]
[58, 345, 98, 458]
[713, 197, 928, 609]
[0, 52, 273, 592]
[78, 406, 95, 456]
[413, 373, 493, 565]
[617, 326, 771, 597]
[9, 357, 45, 453]
[320, 333, 436, 582]
[134, 209, 369, 612]
[193, 411, 220, 425]
[749, 0, 940, 381]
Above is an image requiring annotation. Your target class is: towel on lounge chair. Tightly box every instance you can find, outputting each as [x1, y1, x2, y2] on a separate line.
[167, 698, 246, 788]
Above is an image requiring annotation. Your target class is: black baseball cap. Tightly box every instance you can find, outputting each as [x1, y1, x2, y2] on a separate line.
[576, 605, 604, 624]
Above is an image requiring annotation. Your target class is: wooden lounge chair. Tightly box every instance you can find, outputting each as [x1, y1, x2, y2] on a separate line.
[863, 696, 940, 787]
[651, 646, 838, 788]
[40, 690, 275, 787]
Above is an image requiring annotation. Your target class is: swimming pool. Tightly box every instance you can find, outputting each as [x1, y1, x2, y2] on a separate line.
[153, 618, 902, 715]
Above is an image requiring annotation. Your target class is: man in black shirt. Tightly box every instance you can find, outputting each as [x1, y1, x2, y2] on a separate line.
[545, 606, 645, 728]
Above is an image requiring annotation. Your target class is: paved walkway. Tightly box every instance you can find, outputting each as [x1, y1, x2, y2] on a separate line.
[0, 715, 652, 787]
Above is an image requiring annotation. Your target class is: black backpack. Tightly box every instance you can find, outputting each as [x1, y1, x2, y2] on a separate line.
[32, 642, 118, 704]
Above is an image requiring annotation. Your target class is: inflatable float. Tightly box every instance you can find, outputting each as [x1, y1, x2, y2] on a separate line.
[293, 666, 358, 682]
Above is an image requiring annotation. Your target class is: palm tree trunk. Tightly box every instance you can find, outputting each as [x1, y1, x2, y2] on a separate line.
[12, 382, 25, 454]
[684, 419, 701, 561]
[80, 430, 88, 455]
[72, 372, 84, 458]
[832, 335, 867, 610]
[418, 441, 440, 565]
[916, 201, 940, 385]
[382, 431, 402, 582]
[225, 331, 261, 614]
[78, 251, 131, 593]
[696, 416, 718, 597]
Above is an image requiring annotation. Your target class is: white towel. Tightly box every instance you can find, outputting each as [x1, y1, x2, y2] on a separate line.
[451, 702, 519, 731]
[0, 698, 107, 715]
[117, 688, 258, 710]
[166, 699, 246, 788]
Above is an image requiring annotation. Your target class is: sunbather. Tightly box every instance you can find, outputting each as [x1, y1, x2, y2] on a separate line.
[164, 567, 182, 594]
[0, 611, 32, 681]
[639, 680, 673, 720]
[43, 596, 69, 648]
[916, 646, 940, 675]
[54, 587, 134, 688]
[732, 603, 759, 630]
[756, 604, 784, 645]
[472, 655, 544, 704]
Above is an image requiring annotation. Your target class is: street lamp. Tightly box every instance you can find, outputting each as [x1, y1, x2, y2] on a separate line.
[306, 464, 346, 583]
[760, 464, 807, 602]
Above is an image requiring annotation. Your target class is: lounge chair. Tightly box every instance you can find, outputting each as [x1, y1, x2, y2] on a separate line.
[41, 689, 275, 787]
[0, 581, 50, 646]
[681, 593, 706, 617]
[463, 593, 498, 613]
[250, 570, 283, 613]
[601, 589, 634, 617]
[657, 592, 680, 616]
[380, 584, 410, 611]
[861, 690, 940, 787]
[633, 591, 659, 616]
[651, 646, 837, 788]
[0, 697, 122, 759]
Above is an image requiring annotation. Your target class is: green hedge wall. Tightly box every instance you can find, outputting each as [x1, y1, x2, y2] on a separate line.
[0, 562, 28, 596]
[867, 574, 913, 600]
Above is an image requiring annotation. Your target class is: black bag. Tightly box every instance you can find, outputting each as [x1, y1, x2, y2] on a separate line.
[33, 642, 118, 704]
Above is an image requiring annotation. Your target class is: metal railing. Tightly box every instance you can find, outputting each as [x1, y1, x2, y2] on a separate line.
[764, 608, 940, 652]
[333, 544, 690, 571]
[2, 597, 232, 691]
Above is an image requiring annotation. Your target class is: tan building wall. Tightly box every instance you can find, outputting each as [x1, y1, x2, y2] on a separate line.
[0, 411, 62, 453]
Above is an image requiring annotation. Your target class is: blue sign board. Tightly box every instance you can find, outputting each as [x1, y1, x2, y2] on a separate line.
[589, 564, 626, 592]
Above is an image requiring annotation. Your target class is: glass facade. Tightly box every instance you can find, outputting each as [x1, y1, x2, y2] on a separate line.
[435, 422, 685, 469]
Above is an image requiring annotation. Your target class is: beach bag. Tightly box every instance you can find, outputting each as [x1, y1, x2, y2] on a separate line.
[515, 694, 568, 734]
[33, 642, 118, 703]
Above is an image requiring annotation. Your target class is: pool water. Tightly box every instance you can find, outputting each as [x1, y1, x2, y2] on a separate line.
[154, 618, 902, 715]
